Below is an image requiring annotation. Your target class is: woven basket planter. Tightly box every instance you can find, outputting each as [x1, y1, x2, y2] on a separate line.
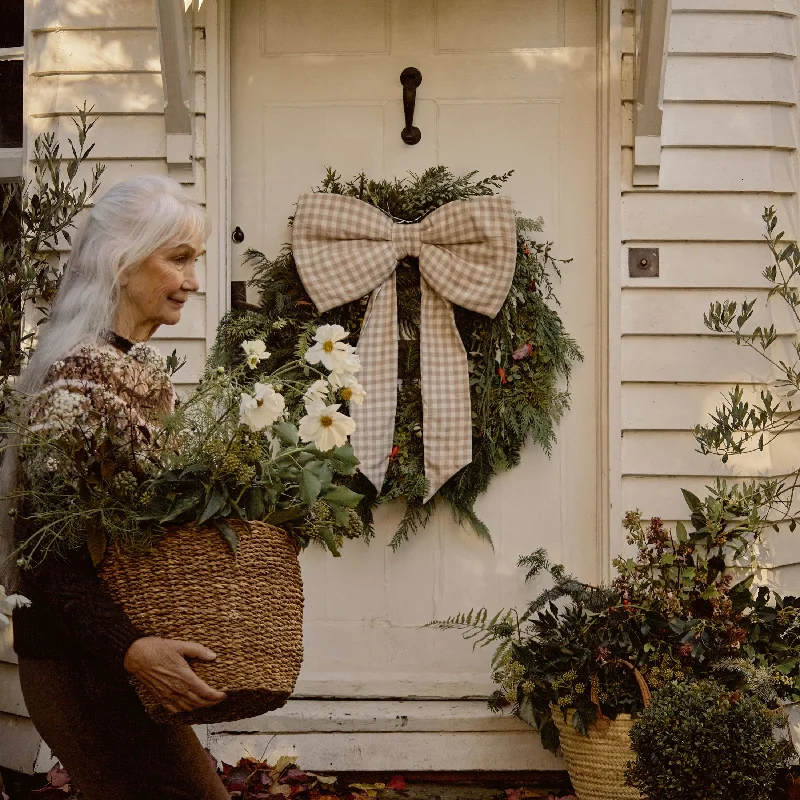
[98, 519, 304, 725]
[550, 662, 649, 800]
[551, 708, 641, 800]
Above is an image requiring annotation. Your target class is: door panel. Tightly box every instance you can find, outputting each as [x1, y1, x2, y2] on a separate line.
[231, 0, 598, 698]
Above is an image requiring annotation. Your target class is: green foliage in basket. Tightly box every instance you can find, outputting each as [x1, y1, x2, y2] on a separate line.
[6, 328, 368, 571]
[429, 488, 800, 753]
[625, 680, 791, 800]
[208, 166, 582, 548]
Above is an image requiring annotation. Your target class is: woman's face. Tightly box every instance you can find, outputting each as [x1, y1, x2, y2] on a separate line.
[115, 237, 203, 341]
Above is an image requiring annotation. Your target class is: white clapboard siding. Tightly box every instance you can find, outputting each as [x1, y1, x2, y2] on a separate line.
[661, 104, 797, 149]
[620, 242, 775, 288]
[621, 289, 797, 335]
[29, 73, 207, 115]
[622, 148, 796, 192]
[29, 29, 162, 74]
[622, 102, 798, 148]
[672, 0, 795, 12]
[617, 0, 800, 572]
[669, 12, 794, 56]
[74, 160, 208, 208]
[29, 0, 158, 30]
[621, 383, 776, 430]
[664, 56, 797, 104]
[622, 193, 796, 241]
[623, 429, 800, 477]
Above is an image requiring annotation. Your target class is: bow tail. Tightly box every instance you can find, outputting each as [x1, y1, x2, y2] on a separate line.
[420, 277, 472, 502]
[350, 275, 399, 494]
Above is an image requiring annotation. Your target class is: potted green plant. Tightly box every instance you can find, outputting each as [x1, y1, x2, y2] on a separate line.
[626, 680, 791, 800]
[431, 492, 800, 799]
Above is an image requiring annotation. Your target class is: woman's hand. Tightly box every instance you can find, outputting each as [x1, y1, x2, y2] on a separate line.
[123, 636, 228, 714]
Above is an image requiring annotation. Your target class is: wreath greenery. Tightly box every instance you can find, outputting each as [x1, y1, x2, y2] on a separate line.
[209, 167, 582, 547]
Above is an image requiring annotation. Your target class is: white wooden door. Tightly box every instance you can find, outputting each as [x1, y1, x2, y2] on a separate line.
[231, 0, 598, 700]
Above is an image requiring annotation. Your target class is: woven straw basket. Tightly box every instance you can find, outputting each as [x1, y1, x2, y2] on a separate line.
[550, 662, 651, 800]
[98, 519, 304, 725]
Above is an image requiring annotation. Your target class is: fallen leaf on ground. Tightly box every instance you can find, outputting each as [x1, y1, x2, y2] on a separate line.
[386, 775, 406, 791]
[350, 783, 385, 798]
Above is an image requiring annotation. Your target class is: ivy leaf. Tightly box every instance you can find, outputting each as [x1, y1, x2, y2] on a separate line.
[327, 502, 351, 528]
[322, 486, 363, 507]
[330, 443, 360, 474]
[319, 525, 341, 557]
[300, 466, 322, 506]
[266, 504, 307, 525]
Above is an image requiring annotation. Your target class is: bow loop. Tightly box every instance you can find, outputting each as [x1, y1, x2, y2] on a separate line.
[293, 191, 516, 499]
[392, 223, 422, 260]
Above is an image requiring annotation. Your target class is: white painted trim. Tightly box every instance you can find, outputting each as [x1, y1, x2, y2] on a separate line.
[204, 0, 232, 350]
[606, 0, 624, 575]
[633, 0, 671, 186]
[0, 47, 24, 60]
[155, 0, 195, 179]
[0, 148, 24, 179]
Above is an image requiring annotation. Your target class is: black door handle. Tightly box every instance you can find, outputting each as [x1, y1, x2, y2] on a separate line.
[232, 226, 245, 244]
[400, 67, 422, 146]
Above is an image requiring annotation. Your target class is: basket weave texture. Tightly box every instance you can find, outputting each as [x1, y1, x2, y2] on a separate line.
[551, 709, 641, 800]
[99, 519, 304, 725]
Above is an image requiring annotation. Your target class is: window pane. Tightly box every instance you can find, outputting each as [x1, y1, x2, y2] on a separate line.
[0, 0, 24, 48]
[0, 60, 23, 148]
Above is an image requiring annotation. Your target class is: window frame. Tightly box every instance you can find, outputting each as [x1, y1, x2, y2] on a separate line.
[0, 35, 25, 179]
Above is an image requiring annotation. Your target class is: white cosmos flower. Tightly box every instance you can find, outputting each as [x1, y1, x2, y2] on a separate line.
[0, 585, 31, 627]
[241, 339, 271, 370]
[303, 379, 330, 408]
[298, 400, 356, 451]
[338, 378, 366, 406]
[239, 383, 285, 431]
[304, 325, 350, 372]
[328, 347, 362, 389]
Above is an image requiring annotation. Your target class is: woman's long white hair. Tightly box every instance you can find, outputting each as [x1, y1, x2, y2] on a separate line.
[0, 176, 209, 590]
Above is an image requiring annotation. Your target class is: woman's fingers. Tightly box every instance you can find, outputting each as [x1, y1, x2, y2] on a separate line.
[125, 636, 228, 711]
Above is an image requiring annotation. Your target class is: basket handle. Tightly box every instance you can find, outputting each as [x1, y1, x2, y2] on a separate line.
[590, 658, 651, 712]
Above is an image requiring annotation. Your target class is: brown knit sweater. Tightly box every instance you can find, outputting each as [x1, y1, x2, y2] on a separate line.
[12, 333, 175, 677]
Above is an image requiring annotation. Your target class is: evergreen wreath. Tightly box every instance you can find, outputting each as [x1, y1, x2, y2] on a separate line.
[209, 167, 582, 547]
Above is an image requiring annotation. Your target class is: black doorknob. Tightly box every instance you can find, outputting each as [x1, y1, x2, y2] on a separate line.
[232, 226, 245, 244]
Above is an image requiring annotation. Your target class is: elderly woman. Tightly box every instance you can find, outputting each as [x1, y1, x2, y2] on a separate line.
[1, 177, 231, 799]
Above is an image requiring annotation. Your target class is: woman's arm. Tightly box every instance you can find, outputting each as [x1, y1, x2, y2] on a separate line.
[24, 539, 143, 677]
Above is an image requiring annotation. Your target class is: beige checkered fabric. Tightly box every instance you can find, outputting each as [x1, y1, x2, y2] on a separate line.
[293, 192, 516, 500]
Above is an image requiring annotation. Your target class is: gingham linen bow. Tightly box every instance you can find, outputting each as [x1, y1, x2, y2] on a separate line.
[292, 192, 517, 500]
